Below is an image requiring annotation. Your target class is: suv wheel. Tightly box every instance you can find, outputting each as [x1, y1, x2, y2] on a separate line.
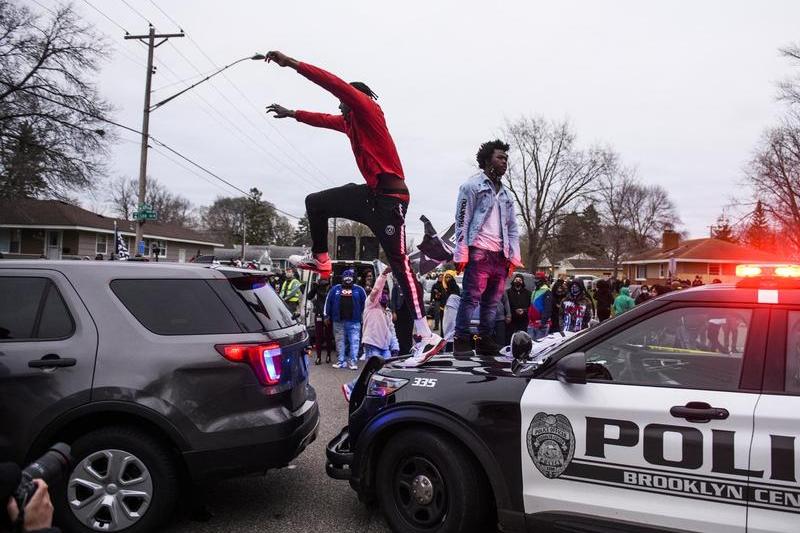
[54, 426, 178, 533]
[376, 429, 491, 533]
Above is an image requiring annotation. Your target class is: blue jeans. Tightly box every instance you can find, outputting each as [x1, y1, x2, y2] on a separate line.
[333, 320, 361, 365]
[455, 247, 507, 337]
[363, 344, 391, 359]
[528, 324, 549, 341]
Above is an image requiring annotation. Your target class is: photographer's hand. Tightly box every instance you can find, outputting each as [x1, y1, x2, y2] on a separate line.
[7, 479, 54, 531]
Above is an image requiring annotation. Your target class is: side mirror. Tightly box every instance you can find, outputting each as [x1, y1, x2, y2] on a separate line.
[555, 352, 586, 384]
[509, 331, 533, 374]
[510, 331, 533, 361]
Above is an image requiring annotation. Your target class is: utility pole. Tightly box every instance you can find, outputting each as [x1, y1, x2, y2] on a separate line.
[241, 214, 247, 262]
[332, 217, 338, 260]
[125, 26, 184, 255]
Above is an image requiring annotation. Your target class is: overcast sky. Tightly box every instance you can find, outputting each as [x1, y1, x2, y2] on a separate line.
[31, 0, 800, 241]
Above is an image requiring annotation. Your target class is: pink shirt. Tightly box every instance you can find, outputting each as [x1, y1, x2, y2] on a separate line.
[361, 273, 399, 350]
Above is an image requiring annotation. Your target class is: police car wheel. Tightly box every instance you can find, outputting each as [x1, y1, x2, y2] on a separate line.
[376, 429, 491, 533]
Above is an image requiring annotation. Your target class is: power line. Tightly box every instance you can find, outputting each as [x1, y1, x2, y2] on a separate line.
[164, 41, 330, 190]
[149, 54, 320, 194]
[118, 0, 152, 25]
[17, 87, 302, 219]
[79, 0, 130, 34]
[147, 0, 181, 29]
[145, 0, 334, 187]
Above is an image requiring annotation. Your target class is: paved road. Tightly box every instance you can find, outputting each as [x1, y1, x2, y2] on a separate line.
[166, 356, 393, 533]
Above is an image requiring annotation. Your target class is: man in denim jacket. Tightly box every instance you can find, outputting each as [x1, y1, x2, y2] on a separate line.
[453, 139, 523, 355]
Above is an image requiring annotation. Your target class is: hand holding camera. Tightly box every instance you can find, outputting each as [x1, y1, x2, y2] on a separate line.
[6, 479, 53, 531]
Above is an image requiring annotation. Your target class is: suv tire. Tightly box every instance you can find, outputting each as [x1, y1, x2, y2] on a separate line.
[376, 428, 491, 533]
[53, 426, 179, 533]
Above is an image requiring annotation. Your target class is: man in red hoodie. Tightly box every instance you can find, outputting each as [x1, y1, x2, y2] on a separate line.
[264, 50, 443, 364]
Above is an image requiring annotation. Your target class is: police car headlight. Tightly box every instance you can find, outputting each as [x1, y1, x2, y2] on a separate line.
[367, 374, 409, 397]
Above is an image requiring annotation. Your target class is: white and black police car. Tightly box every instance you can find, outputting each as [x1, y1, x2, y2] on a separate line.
[326, 265, 800, 533]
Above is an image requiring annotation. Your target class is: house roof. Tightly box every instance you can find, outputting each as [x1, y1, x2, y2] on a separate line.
[622, 237, 785, 264]
[564, 258, 614, 270]
[0, 198, 223, 246]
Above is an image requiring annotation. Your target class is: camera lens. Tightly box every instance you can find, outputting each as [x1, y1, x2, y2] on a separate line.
[22, 443, 72, 484]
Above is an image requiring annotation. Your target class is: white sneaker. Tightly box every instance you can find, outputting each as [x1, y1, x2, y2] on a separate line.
[332, 362, 346, 369]
[289, 252, 332, 277]
[398, 333, 445, 367]
[341, 383, 353, 402]
[348, 363, 358, 370]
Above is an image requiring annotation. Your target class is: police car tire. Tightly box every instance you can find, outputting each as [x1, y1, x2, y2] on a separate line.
[52, 426, 179, 533]
[376, 429, 491, 533]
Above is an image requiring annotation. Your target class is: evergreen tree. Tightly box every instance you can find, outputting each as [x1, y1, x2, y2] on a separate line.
[0, 122, 48, 199]
[553, 211, 585, 259]
[743, 201, 774, 252]
[579, 204, 605, 258]
[712, 215, 737, 243]
[292, 214, 312, 247]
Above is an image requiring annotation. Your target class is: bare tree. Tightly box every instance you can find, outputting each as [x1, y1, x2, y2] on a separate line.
[0, 1, 112, 199]
[502, 116, 609, 269]
[748, 118, 800, 257]
[778, 43, 800, 108]
[623, 183, 680, 250]
[596, 156, 638, 274]
[107, 177, 195, 227]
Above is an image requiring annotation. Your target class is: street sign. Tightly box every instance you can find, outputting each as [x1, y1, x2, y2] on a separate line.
[133, 210, 158, 221]
[138, 241, 145, 255]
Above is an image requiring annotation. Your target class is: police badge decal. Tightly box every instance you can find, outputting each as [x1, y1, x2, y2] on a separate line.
[527, 412, 576, 479]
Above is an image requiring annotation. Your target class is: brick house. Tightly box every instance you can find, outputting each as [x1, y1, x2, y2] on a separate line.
[0, 198, 222, 261]
[621, 230, 786, 284]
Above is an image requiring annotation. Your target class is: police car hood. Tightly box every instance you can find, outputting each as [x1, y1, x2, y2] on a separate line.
[385, 331, 578, 376]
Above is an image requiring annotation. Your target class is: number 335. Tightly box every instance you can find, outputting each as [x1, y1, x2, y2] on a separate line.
[411, 377, 437, 388]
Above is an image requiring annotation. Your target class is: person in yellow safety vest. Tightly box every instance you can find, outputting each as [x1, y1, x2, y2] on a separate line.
[280, 268, 302, 315]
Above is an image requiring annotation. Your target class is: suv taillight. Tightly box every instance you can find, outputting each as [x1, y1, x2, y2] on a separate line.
[215, 342, 282, 386]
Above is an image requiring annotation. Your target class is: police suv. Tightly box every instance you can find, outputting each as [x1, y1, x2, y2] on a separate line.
[326, 265, 800, 533]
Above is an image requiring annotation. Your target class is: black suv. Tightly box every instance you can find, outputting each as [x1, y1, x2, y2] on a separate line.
[0, 261, 319, 533]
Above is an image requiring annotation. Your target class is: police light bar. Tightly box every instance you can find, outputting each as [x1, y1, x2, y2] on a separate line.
[735, 264, 800, 292]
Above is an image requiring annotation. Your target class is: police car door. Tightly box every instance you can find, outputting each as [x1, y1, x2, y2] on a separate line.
[747, 308, 800, 532]
[520, 304, 767, 533]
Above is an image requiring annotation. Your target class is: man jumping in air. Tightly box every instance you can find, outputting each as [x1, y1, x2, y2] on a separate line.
[264, 50, 444, 363]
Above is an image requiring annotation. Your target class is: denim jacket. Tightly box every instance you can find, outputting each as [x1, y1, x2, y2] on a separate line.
[453, 172, 522, 266]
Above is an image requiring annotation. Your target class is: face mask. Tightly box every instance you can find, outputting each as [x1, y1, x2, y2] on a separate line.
[343, 277, 354, 285]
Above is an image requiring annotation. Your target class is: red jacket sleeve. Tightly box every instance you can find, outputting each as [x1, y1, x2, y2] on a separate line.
[297, 61, 372, 114]
[294, 110, 346, 132]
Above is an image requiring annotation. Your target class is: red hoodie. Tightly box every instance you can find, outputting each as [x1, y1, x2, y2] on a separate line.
[293, 62, 405, 191]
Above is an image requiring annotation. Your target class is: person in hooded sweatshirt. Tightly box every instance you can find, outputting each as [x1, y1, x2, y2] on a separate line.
[594, 278, 614, 322]
[613, 286, 636, 316]
[562, 280, 595, 332]
[507, 273, 532, 336]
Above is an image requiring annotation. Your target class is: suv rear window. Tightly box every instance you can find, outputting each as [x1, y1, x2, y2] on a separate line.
[223, 274, 295, 332]
[111, 276, 295, 335]
[112, 279, 245, 335]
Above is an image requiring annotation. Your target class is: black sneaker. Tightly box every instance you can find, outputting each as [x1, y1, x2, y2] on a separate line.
[475, 335, 502, 356]
[453, 336, 475, 356]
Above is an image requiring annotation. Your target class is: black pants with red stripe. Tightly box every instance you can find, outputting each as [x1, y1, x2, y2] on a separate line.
[305, 182, 426, 320]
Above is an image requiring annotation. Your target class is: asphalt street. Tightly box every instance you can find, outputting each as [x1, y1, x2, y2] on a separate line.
[166, 355, 393, 533]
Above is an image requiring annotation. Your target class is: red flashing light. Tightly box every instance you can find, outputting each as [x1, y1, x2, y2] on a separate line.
[735, 264, 800, 291]
[216, 342, 282, 386]
[735, 265, 762, 278]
